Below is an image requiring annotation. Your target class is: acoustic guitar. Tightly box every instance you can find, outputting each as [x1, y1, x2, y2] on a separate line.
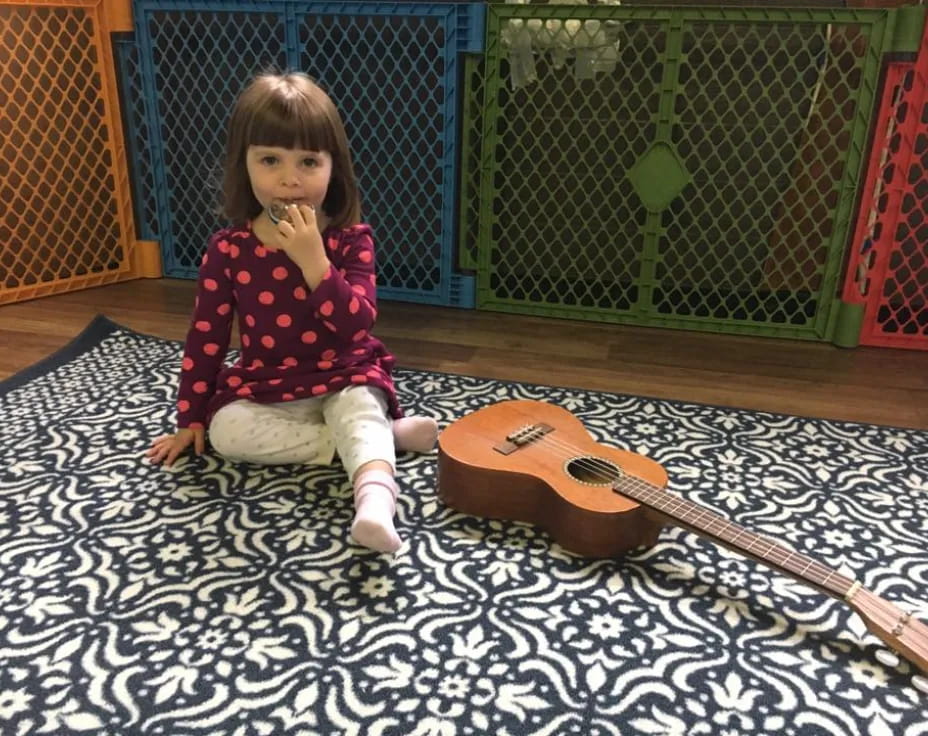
[437, 399, 928, 681]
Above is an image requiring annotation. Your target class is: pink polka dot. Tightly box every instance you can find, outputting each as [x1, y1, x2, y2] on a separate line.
[261, 335, 275, 349]
[193, 381, 208, 394]
[230, 244, 240, 258]
[204, 278, 218, 292]
[227, 376, 243, 388]
[255, 245, 268, 257]
[352, 330, 367, 342]
[202, 254, 209, 266]
[320, 301, 334, 317]
[217, 303, 231, 315]
[327, 237, 338, 250]
[358, 250, 372, 264]
[351, 374, 368, 384]
[321, 349, 336, 360]
[177, 400, 190, 412]
[330, 376, 345, 384]
[282, 393, 295, 401]
[352, 284, 366, 295]
[317, 360, 333, 370]
[242, 335, 251, 347]
[269, 378, 283, 386]
[259, 291, 274, 305]
[245, 314, 256, 328]
[366, 369, 380, 378]
[293, 286, 307, 300]
[276, 314, 292, 328]
[349, 297, 360, 314]
[311, 384, 327, 395]
[369, 274, 376, 285]
[195, 320, 211, 332]
[224, 268, 231, 280]
[273, 266, 288, 280]
[323, 321, 337, 332]
[236, 270, 251, 284]
[296, 386, 305, 393]
[189, 422, 204, 430]
[322, 269, 331, 281]
[217, 239, 230, 254]
[204, 343, 220, 356]
[352, 348, 366, 355]
[248, 359, 264, 369]
[301, 331, 317, 344]
[283, 357, 298, 367]
[236, 386, 252, 397]
[182, 357, 194, 371]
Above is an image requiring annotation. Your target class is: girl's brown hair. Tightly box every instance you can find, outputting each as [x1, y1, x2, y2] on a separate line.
[221, 72, 362, 227]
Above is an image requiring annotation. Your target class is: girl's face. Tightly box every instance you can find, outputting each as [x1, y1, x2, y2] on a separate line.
[245, 145, 333, 218]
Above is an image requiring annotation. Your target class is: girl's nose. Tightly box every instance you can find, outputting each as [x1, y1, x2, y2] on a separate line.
[279, 167, 300, 186]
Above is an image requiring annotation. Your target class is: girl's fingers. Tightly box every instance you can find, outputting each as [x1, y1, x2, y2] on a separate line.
[146, 438, 169, 457]
[164, 448, 180, 467]
[277, 220, 295, 239]
[287, 203, 308, 231]
[298, 204, 316, 225]
[194, 433, 205, 455]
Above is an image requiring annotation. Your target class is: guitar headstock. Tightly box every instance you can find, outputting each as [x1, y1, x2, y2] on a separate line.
[848, 587, 928, 682]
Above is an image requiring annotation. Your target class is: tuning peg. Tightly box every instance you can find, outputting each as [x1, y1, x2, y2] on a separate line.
[876, 649, 901, 669]
[913, 675, 928, 695]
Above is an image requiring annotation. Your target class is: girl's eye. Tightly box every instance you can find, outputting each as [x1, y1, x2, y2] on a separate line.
[302, 158, 318, 167]
[261, 156, 278, 165]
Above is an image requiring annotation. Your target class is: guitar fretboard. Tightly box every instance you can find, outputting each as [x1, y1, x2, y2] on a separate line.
[614, 474, 855, 599]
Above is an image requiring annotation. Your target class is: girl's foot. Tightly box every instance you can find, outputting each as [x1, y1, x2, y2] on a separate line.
[351, 469, 401, 553]
[392, 416, 438, 453]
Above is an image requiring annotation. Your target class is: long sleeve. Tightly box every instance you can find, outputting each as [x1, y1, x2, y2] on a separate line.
[304, 226, 378, 345]
[175, 234, 236, 429]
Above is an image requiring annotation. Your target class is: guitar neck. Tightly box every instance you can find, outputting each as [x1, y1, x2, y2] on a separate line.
[615, 475, 855, 599]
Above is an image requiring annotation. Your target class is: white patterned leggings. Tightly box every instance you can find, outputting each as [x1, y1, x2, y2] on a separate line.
[208, 385, 395, 479]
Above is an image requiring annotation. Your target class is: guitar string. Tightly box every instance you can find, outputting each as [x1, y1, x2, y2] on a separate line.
[517, 432, 928, 659]
[512, 429, 852, 593]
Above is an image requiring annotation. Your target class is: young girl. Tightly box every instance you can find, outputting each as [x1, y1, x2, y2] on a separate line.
[146, 71, 438, 554]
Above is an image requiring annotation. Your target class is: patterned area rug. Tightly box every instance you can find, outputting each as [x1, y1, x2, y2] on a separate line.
[1, 316, 927, 735]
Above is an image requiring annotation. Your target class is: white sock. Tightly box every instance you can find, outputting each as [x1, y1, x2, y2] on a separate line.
[392, 416, 439, 453]
[350, 469, 401, 553]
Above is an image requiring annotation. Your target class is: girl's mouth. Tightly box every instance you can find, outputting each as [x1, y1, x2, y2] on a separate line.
[268, 199, 304, 225]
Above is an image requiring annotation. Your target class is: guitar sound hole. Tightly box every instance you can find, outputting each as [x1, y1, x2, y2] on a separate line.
[565, 456, 621, 486]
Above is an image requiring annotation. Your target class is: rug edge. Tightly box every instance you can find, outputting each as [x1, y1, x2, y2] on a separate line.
[3, 316, 922, 436]
[0, 314, 121, 397]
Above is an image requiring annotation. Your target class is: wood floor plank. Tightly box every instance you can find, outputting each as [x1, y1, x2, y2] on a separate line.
[1, 279, 925, 429]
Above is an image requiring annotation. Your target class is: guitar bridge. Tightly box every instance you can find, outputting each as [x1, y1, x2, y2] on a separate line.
[494, 423, 554, 455]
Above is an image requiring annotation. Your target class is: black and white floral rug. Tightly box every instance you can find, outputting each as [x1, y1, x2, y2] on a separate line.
[1, 316, 926, 735]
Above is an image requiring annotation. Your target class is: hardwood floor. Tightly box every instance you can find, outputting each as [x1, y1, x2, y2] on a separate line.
[1, 278, 926, 429]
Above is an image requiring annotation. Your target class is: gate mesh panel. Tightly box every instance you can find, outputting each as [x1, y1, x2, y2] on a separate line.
[132, 1, 481, 305]
[1, 1, 137, 304]
[459, 52, 484, 272]
[475, 6, 902, 339]
[115, 36, 159, 240]
[140, 8, 287, 275]
[845, 21, 928, 349]
[300, 12, 445, 296]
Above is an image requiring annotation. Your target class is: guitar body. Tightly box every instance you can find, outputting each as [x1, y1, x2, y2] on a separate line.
[438, 399, 668, 557]
[437, 399, 928, 680]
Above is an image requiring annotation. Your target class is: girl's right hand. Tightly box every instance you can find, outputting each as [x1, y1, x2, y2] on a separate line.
[146, 427, 206, 467]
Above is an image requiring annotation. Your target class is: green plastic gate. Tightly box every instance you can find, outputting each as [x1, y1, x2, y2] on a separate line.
[462, 4, 926, 340]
